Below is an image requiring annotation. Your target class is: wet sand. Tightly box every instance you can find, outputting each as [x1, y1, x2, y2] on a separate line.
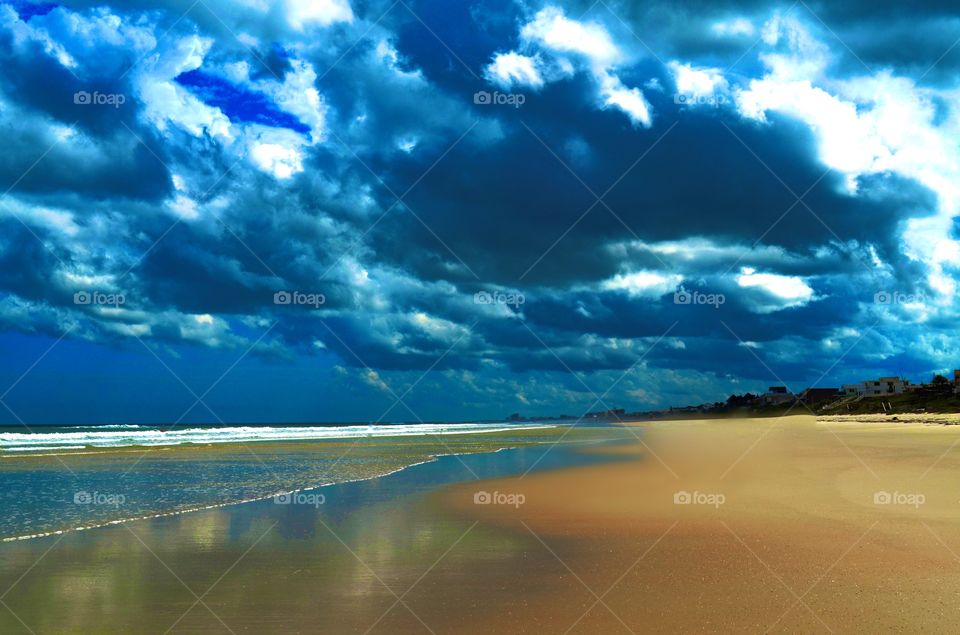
[4, 417, 960, 633]
[0, 433, 629, 634]
[0, 426, 600, 542]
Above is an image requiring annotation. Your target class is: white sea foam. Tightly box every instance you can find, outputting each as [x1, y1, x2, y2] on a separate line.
[0, 423, 553, 454]
[4, 445, 87, 452]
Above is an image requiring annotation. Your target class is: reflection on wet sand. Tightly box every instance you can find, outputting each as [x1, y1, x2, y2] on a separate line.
[0, 431, 630, 634]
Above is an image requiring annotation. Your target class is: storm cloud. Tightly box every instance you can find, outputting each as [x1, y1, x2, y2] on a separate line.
[0, 0, 958, 423]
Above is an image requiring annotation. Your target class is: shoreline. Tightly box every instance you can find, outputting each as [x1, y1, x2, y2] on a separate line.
[6, 417, 960, 631]
[1, 453, 459, 543]
[8, 414, 952, 544]
[0, 434, 631, 634]
[0, 430, 618, 544]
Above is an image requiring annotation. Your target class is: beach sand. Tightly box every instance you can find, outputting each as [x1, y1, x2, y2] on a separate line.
[819, 412, 960, 426]
[4, 416, 960, 633]
[439, 415, 960, 633]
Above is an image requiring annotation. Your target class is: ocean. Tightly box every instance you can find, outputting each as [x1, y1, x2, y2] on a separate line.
[0, 422, 588, 542]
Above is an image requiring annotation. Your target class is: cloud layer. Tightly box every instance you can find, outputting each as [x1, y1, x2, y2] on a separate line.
[1, 0, 959, 423]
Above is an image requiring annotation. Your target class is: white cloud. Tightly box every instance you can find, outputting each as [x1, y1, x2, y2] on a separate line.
[410, 311, 469, 343]
[250, 141, 304, 179]
[167, 195, 200, 221]
[757, 13, 830, 80]
[520, 6, 621, 66]
[736, 16, 960, 300]
[13, 204, 80, 237]
[599, 72, 652, 126]
[374, 39, 424, 81]
[601, 270, 682, 297]
[285, 0, 353, 30]
[712, 18, 755, 37]
[10, 5, 157, 73]
[259, 58, 326, 139]
[177, 313, 237, 348]
[484, 52, 544, 89]
[737, 270, 812, 300]
[668, 61, 729, 99]
[135, 33, 328, 184]
[137, 35, 233, 140]
[495, 6, 652, 126]
[737, 78, 883, 177]
[736, 268, 814, 313]
[396, 136, 418, 153]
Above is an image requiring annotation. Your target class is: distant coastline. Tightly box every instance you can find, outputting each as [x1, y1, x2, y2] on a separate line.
[507, 371, 960, 423]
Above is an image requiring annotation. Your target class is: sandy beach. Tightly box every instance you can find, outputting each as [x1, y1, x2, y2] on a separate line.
[819, 412, 960, 426]
[4, 417, 960, 633]
[440, 415, 960, 633]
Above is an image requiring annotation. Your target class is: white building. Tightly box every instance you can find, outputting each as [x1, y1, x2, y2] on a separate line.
[843, 377, 910, 397]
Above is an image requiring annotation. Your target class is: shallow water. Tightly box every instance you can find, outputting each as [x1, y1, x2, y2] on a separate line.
[0, 428, 632, 634]
[0, 424, 616, 541]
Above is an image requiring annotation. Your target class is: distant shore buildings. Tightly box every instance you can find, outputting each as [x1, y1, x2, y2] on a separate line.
[762, 369, 960, 407]
[761, 386, 794, 406]
[760, 386, 851, 407]
[505, 369, 960, 424]
[798, 388, 843, 406]
[841, 370, 960, 397]
[667, 368, 960, 418]
[842, 377, 911, 397]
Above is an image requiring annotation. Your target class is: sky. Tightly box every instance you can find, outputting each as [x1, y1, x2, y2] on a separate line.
[0, 0, 959, 424]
